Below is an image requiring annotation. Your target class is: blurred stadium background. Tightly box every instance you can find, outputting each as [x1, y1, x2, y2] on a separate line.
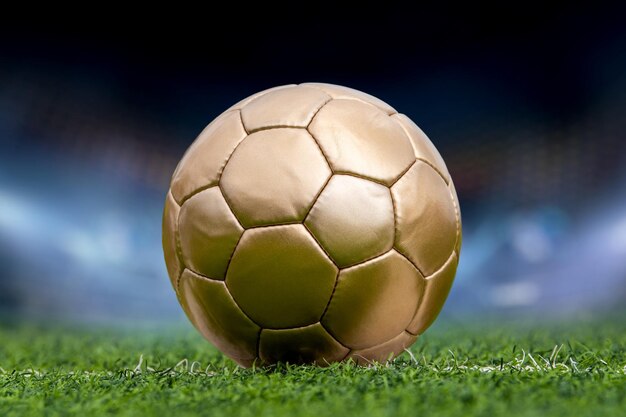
[1, 8, 625, 325]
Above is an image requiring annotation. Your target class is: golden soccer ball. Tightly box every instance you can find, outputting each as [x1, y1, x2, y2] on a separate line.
[162, 83, 462, 367]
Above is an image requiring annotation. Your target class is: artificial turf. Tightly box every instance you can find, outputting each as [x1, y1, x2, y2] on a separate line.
[0, 317, 624, 417]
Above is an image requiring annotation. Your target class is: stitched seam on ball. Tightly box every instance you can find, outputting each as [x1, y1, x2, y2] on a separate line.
[231, 84, 297, 111]
[405, 257, 427, 331]
[406, 271, 429, 336]
[302, 174, 333, 225]
[217, 185, 246, 229]
[245, 220, 303, 231]
[416, 157, 450, 185]
[182, 267, 222, 282]
[405, 328, 419, 336]
[319, 269, 340, 321]
[247, 125, 307, 134]
[353, 330, 416, 360]
[394, 249, 426, 279]
[216, 276, 264, 329]
[426, 250, 457, 280]
[238, 108, 250, 135]
[392, 115, 450, 185]
[222, 232, 244, 279]
[319, 321, 351, 350]
[449, 184, 461, 256]
[245, 96, 333, 135]
[217, 184, 245, 230]
[306, 96, 333, 127]
[389, 188, 398, 248]
[340, 248, 393, 271]
[389, 159, 417, 187]
[300, 84, 397, 115]
[302, 222, 339, 268]
[306, 130, 334, 175]
[175, 110, 249, 206]
[178, 183, 217, 206]
[171, 191, 186, 294]
[180, 109, 249, 206]
[330, 171, 390, 187]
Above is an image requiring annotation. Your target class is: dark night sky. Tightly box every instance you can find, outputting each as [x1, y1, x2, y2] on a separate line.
[3, 4, 625, 135]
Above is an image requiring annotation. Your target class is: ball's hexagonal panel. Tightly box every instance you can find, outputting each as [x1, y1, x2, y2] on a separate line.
[322, 250, 424, 349]
[162, 191, 182, 291]
[220, 129, 331, 228]
[348, 331, 417, 365]
[178, 187, 243, 280]
[392, 113, 450, 183]
[392, 161, 457, 276]
[308, 99, 414, 185]
[178, 269, 259, 367]
[301, 83, 396, 115]
[305, 175, 394, 268]
[229, 84, 296, 111]
[407, 252, 458, 335]
[259, 323, 348, 365]
[241, 85, 331, 133]
[226, 224, 337, 329]
[170, 110, 247, 204]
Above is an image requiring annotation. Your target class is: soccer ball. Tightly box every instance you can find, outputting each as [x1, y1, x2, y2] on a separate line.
[162, 83, 461, 367]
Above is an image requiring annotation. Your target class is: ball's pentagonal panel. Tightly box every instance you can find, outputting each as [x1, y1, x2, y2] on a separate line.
[178, 187, 243, 280]
[392, 113, 450, 182]
[241, 86, 331, 132]
[322, 250, 424, 349]
[162, 191, 182, 291]
[305, 175, 394, 267]
[170, 110, 247, 204]
[348, 331, 417, 365]
[226, 225, 337, 329]
[308, 99, 414, 185]
[407, 252, 458, 335]
[229, 84, 296, 111]
[178, 269, 259, 367]
[301, 83, 396, 115]
[392, 161, 457, 276]
[259, 323, 349, 365]
[220, 129, 331, 228]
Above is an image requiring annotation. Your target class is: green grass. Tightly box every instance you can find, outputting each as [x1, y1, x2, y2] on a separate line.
[0, 317, 624, 417]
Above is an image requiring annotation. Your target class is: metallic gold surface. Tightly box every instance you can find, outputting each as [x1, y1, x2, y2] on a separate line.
[308, 99, 415, 185]
[162, 191, 182, 290]
[392, 161, 457, 276]
[322, 250, 424, 349]
[220, 129, 331, 228]
[241, 85, 330, 132]
[392, 113, 451, 182]
[170, 110, 247, 204]
[163, 83, 462, 367]
[259, 323, 349, 365]
[226, 225, 337, 329]
[178, 269, 259, 367]
[305, 175, 394, 268]
[178, 187, 243, 280]
[407, 252, 459, 335]
[302, 83, 396, 115]
[228, 84, 296, 111]
[348, 331, 417, 365]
